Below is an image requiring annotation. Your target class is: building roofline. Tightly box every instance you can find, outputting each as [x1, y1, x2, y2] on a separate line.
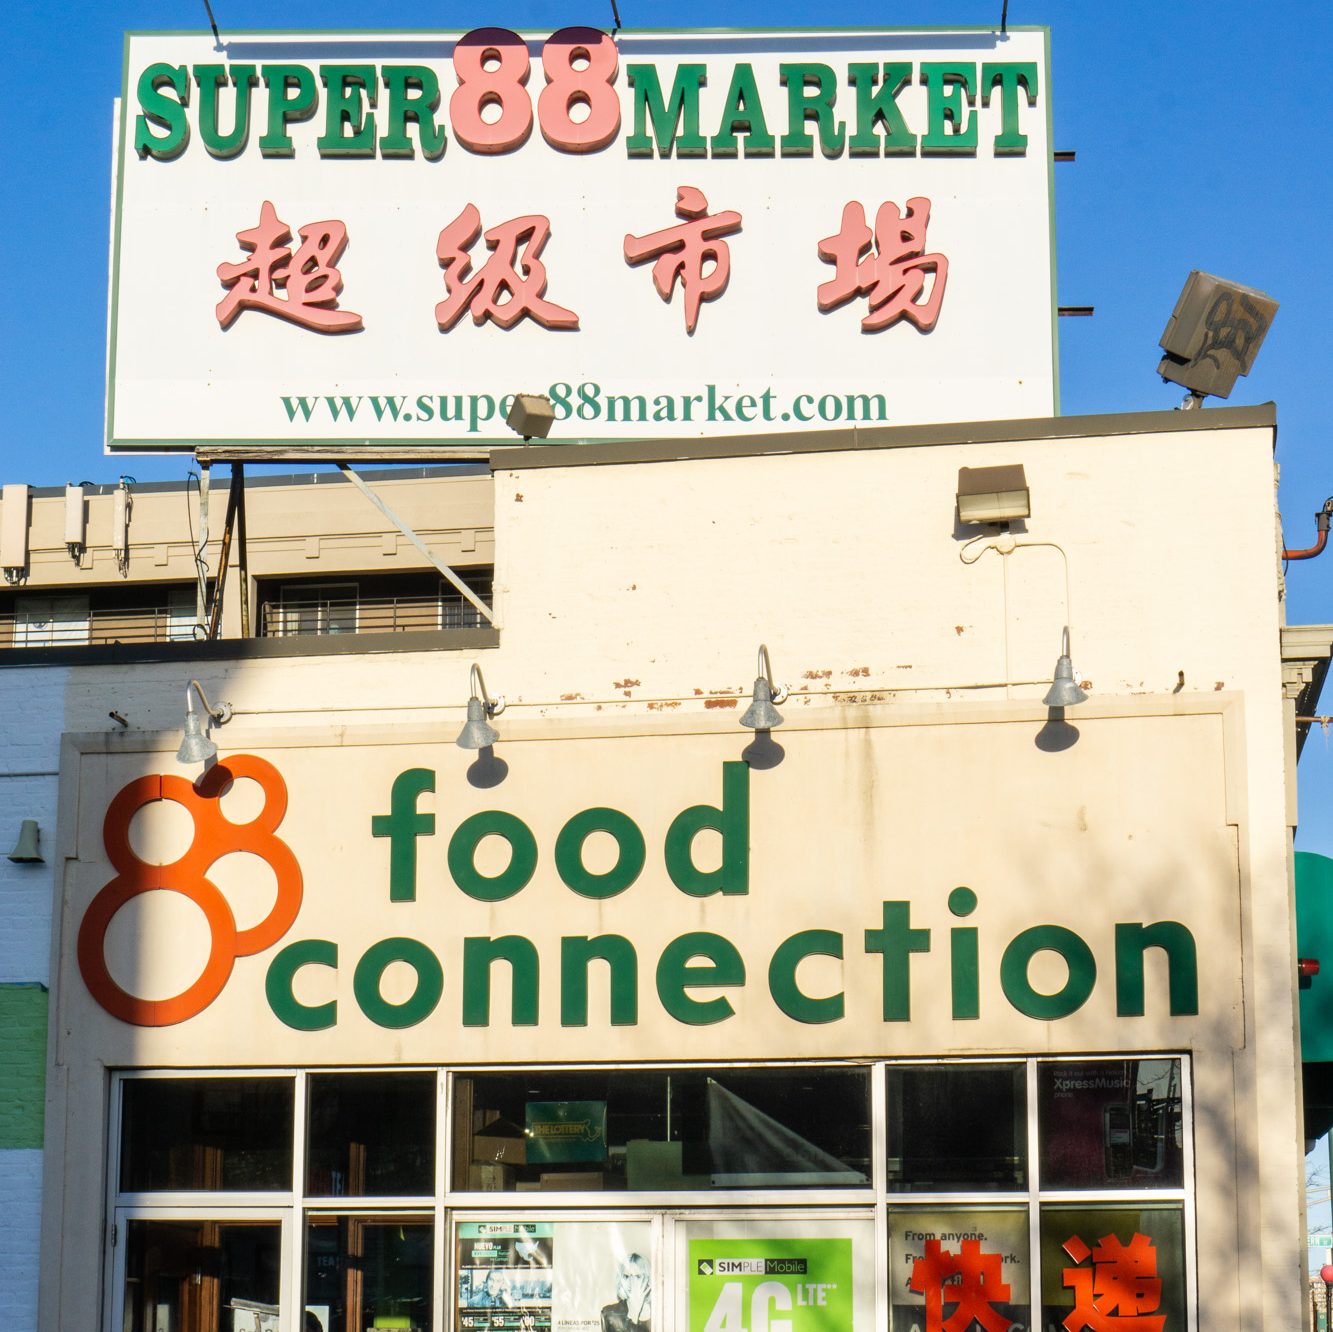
[0, 626, 499, 669]
[491, 403, 1278, 472]
[24, 462, 489, 501]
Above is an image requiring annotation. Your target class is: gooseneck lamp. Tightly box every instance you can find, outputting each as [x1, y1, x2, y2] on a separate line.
[1042, 627, 1088, 708]
[176, 679, 233, 765]
[457, 663, 506, 750]
[740, 644, 789, 730]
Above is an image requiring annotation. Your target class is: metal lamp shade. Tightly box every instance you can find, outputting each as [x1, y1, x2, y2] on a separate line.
[740, 676, 785, 730]
[1042, 653, 1088, 707]
[177, 710, 218, 764]
[456, 696, 500, 749]
[7, 819, 42, 863]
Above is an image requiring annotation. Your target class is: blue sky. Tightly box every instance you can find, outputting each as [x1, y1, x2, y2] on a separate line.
[1, 2, 1331, 781]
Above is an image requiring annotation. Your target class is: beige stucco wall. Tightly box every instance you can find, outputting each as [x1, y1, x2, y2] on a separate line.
[34, 413, 1303, 1329]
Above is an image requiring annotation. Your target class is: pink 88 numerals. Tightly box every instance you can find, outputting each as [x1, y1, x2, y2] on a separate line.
[451, 26, 621, 155]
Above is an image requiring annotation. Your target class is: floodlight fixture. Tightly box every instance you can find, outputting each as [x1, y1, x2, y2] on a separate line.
[1158, 270, 1278, 402]
[957, 464, 1031, 526]
[505, 394, 556, 442]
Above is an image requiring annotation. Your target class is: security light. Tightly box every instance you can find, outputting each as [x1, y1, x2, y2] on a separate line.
[505, 394, 556, 442]
[956, 465, 1031, 525]
[7, 820, 42, 864]
[1158, 270, 1278, 401]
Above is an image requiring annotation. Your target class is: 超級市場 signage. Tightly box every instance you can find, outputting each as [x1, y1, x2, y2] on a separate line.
[107, 27, 1055, 454]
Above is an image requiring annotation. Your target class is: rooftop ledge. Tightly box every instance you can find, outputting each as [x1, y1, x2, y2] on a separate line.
[491, 402, 1278, 471]
[0, 626, 499, 669]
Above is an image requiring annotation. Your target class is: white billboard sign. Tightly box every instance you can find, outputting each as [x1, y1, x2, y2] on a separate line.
[108, 28, 1054, 454]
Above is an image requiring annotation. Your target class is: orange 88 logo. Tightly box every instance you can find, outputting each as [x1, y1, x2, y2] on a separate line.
[77, 755, 303, 1026]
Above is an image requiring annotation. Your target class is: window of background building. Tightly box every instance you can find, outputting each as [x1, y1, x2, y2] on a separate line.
[260, 569, 493, 639]
[0, 583, 195, 648]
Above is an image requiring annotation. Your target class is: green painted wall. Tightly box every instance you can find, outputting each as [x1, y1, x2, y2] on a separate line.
[0, 983, 48, 1149]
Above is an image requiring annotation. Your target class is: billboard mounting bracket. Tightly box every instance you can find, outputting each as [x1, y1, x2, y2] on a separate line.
[336, 463, 495, 624]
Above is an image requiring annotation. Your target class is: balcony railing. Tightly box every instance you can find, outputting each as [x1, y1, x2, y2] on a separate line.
[0, 590, 492, 649]
[0, 604, 197, 649]
[261, 592, 490, 638]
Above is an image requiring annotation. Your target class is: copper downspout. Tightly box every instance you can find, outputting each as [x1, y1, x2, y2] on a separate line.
[1284, 498, 1333, 561]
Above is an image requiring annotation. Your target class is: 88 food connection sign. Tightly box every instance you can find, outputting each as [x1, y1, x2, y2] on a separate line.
[108, 26, 1056, 454]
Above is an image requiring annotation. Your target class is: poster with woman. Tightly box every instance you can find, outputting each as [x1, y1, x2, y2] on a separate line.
[457, 1221, 654, 1332]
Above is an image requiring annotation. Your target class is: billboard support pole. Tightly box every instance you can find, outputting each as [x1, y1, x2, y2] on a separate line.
[206, 468, 244, 640]
[236, 463, 250, 639]
[195, 462, 211, 633]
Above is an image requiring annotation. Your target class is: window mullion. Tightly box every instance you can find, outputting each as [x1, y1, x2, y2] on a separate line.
[874, 1061, 889, 1332]
[1027, 1056, 1042, 1332]
[288, 1068, 308, 1332]
[436, 1069, 449, 1332]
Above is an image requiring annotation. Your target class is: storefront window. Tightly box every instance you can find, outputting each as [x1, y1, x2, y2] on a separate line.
[1037, 1058, 1184, 1189]
[120, 1077, 293, 1191]
[108, 1057, 1191, 1330]
[886, 1064, 1026, 1192]
[306, 1071, 436, 1197]
[305, 1215, 433, 1332]
[453, 1066, 871, 1192]
[886, 1208, 1029, 1331]
[1038, 1205, 1187, 1330]
[123, 1219, 280, 1331]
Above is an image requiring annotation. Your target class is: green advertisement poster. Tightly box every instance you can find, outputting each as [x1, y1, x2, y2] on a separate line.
[457, 1222, 554, 1331]
[525, 1100, 608, 1165]
[688, 1237, 853, 1331]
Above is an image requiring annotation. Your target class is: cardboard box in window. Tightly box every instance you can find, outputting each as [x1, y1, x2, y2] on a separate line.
[473, 1132, 526, 1165]
[470, 1112, 527, 1165]
[539, 1171, 604, 1191]
[466, 1162, 516, 1190]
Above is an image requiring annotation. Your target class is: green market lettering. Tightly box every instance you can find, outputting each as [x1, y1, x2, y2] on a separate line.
[133, 32, 1039, 162]
[264, 761, 1199, 1032]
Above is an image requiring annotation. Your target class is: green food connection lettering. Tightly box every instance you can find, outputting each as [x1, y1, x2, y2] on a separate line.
[266, 899, 1198, 1033]
[264, 763, 1197, 1032]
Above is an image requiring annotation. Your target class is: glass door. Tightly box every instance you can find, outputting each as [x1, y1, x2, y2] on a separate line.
[112, 1210, 292, 1332]
[304, 1213, 434, 1332]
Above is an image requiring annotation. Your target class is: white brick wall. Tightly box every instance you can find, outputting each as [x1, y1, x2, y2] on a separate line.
[0, 1150, 43, 1331]
[0, 773, 58, 984]
[0, 666, 63, 1332]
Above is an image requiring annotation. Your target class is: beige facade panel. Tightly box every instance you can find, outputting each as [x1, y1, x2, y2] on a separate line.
[54, 703, 1241, 1068]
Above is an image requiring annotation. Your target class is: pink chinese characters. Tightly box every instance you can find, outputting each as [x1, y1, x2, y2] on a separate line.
[216, 200, 363, 333]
